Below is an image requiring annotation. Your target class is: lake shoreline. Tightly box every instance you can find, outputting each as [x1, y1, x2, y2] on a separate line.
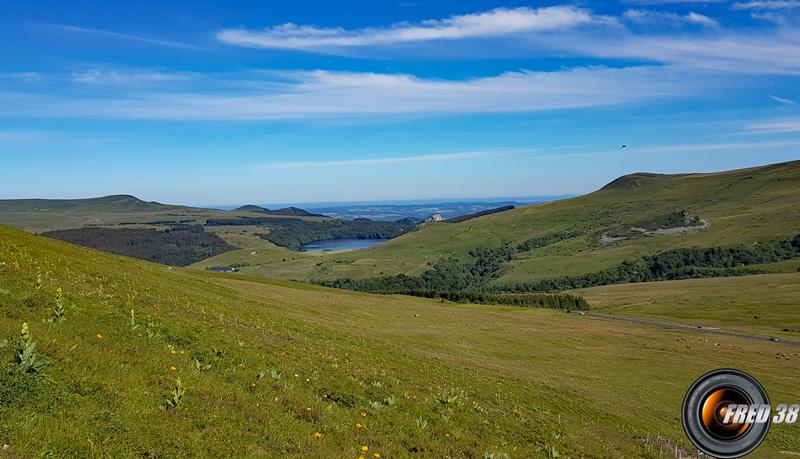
[299, 238, 391, 252]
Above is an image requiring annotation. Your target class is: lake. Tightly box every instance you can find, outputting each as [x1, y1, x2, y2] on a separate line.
[299, 238, 390, 252]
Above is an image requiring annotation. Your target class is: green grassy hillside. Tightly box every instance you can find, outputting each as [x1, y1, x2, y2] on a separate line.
[215, 160, 800, 284]
[577, 272, 800, 339]
[1, 224, 799, 457]
[0, 195, 178, 213]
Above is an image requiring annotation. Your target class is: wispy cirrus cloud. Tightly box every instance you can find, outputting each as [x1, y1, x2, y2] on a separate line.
[0, 131, 50, 142]
[259, 141, 800, 171]
[0, 66, 707, 121]
[38, 24, 205, 50]
[768, 94, 796, 104]
[622, 0, 727, 4]
[557, 31, 800, 74]
[216, 5, 800, 75]
[0, 130, 111, 144]
[0, 72, 44, 83]
[70, 69, 195, 86]
[732, 1, 800, 10]
[745, 117, 800, 133]
[258, 150, 512, 170]
[217, 6, 612, 50]
[623, 9, 719, 26]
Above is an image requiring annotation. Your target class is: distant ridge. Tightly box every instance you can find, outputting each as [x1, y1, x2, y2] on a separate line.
[232, 204, 320, 217]
[273, 206, 317, 216]
[232, 204, 271, 213]
[0, 195, 175, 213]
[445, 205, 515, 223]
[600, 173, 684, 190]
[601, 160, 800, 191]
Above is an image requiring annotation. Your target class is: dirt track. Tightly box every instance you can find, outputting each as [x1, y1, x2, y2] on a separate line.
[579, 311, 800, 347]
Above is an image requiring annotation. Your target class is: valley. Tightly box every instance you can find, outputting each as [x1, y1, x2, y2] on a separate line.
[5, 2, 799, 456]
[2, 161, 800, 457]
[1, 224, 798, 457]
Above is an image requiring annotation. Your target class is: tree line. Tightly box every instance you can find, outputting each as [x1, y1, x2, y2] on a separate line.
[319, 233, 800, 307]
[318, 231, 582, 308]
[43, 225, 233, 267]
[498, 235, 800, 292]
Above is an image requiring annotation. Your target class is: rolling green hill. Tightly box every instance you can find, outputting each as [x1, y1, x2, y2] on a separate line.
[214, 160, 800, 286]
[1, 224, 798, 457]
[0, 195, 177, 213]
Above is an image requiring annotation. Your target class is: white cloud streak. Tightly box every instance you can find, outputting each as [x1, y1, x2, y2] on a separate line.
[0, 66, 706, 120]
[768, 94, 796, 104]
[257, 141, 800, 172]
[258, 150, 510, 170]
[41, 24, 204, 50]
[732, 1, 800, 10]
[623, 9, 719, 26]
[215, 6, 800, 75]
[70, 69, 195, 86]
[217, 6, 611, 50]
[558, 32, 800, 74]
[686, 12, 721, 26]
[745, 117, 800, 132]
[623, 0, 727, 4]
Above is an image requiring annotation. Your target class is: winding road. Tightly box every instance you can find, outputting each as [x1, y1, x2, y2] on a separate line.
[578, 311, 800, 347]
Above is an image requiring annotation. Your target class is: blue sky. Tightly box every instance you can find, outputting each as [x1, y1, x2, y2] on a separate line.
[1, 0, 799, 206]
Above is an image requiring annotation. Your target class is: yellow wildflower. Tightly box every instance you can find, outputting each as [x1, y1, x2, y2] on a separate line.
[56, 287, 63, 298]
[356, 422, 363, 429]
[170, 366, 177, 371]
[361, 445, 369, 452]
[313, 432, 322, 438]
[96, 334, 103, 339]
[373, 454, 381, 458]
[306, 407, 312, 411]
[361, 412, 367, 417]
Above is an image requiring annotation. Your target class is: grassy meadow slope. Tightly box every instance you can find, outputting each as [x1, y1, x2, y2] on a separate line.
[577, 272, 800, 339]
[224, 160, 800, 283]
[0, 195, 175, 213]
[1, 224, 799, 457]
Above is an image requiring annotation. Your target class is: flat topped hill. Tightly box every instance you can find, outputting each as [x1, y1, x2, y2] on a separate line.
[0, 194, 177, 213]
[239, 160, 800, 283]
[232, 205, 318, 216]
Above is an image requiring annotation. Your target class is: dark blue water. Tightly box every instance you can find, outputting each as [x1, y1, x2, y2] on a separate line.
[299, 238, 390, 252]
